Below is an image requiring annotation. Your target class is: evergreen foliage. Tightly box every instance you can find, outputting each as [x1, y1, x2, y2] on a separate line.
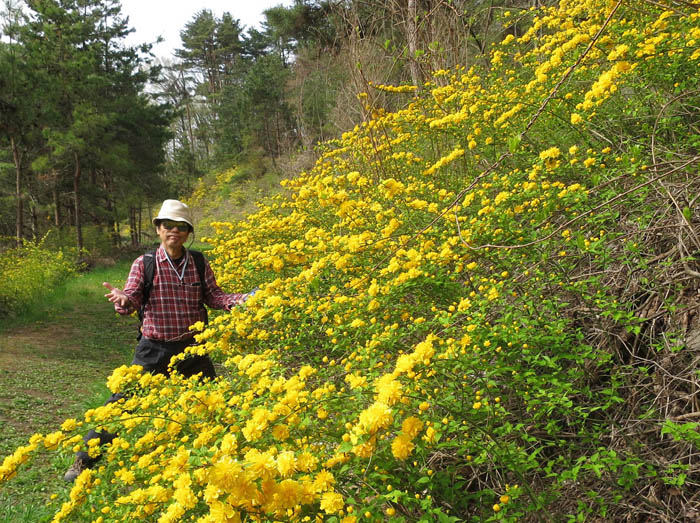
[0, 0, 171, 251]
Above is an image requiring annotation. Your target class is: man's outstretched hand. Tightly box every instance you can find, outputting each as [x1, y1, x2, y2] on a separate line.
[103, 282, 130, 308]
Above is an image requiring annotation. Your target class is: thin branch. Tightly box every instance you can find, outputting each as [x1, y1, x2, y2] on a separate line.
[459, 156, 700, 251]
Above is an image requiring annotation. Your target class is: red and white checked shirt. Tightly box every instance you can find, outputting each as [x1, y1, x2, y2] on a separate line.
[115, 246, 245, 341]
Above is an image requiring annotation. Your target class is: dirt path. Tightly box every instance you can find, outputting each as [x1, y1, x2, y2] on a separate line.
[0, 310, 130, 441]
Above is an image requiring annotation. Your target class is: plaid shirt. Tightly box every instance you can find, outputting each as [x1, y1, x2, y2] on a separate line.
[115, 246, 245, 341]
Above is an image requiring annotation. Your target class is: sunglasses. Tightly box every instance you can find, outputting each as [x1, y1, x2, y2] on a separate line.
[160, 220, 190, 232]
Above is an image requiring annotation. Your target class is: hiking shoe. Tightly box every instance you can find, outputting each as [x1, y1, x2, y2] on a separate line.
[63, 458, 87, 482]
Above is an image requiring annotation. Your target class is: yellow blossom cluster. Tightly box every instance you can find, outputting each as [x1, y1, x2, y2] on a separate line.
[3, 1, 700, 521]
[368, 81, 419, 94]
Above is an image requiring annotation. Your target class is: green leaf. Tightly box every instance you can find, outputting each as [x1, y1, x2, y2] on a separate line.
[337, 441, 353, 453]
[683, 206, 692, 222]
[508, 136, 521, 153]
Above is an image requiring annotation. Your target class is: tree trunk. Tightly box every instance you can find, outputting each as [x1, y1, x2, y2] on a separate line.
[104, 174, 120, 247]
[10, 136, 24, 245]
[407, 0, 422, 90]
[129, 206, 137, 246]
[112, 209, 120, 247]
[30, 199, 38, 238]
[137, 204, 142, 245]
[53, 183, 61, 227]
[73, 152, 84, 251]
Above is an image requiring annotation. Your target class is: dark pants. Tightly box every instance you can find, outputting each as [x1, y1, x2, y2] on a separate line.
[77, 337, 216, 466]
[131, 336, 216, 378]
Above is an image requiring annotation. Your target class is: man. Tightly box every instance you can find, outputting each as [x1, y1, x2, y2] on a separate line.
[103, 198, 247, 377]
[64, 199, 248, 481]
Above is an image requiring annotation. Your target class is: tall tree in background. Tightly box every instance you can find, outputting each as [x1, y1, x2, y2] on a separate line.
[406, 0, 421, 88]
[215, 12, 245, 87]
[21, 0, 116, 249]
[160, 1, 344, 183]
[176, 9, 220, 95]
[158, 0, 537, 195]
[171, 10, 246, 175]
[176, 9, 246, 96]
[1, 13, 24, 242]
[0, 0, 48, 243]
[0, 0, 171, 249]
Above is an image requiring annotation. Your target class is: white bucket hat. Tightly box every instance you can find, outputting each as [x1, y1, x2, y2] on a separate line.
[153, 199, 194, 229]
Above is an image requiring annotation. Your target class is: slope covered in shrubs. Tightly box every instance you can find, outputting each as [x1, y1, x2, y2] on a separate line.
[2, 1, 700, 521]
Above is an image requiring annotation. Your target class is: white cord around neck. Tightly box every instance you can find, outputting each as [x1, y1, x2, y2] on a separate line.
[164, 248, 189, 282]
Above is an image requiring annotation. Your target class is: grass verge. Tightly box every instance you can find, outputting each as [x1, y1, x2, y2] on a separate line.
[0, 261, 136, 522]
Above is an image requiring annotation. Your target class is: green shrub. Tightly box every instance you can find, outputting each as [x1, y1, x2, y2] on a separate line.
[40, 225, 114, 258]
[0, 235, 76, 316]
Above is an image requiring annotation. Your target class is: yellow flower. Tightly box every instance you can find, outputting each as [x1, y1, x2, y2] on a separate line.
[382, 179, 405, 198]
[312, 469, 336, 494]
[43, 431, 64, 450]
[423, 426, 437, 444]
[369, 81, 418, 93]
[266, 423, 288, 443]
[423, 147, 465, 175]
[375, 375, 403, 405]
[345, 373, 368, 389]
[391, 434, 415, 460]
[539, 146, 561, 161]
[402, 416, 424, 438]
[61, 418, 78, 432]
[320, 491, 345, 514]
[277, 450, 297, 477]
[358, 402, 393, 433]
[245, 449, 277, 480]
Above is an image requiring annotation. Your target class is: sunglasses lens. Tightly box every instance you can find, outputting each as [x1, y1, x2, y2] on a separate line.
[162, 221, 188, 232]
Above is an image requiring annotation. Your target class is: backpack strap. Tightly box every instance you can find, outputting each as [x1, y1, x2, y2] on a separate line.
[188, 249, 209, 327]
[141, 250, 157, 311]
[137, 250, 157, 340]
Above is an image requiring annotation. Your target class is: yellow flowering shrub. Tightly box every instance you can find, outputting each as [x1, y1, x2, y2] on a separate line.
[0, 236, 76, 316]
[2, 1, 700, 521]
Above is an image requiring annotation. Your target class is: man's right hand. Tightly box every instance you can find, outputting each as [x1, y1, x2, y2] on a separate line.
[103, 282, 130, 309]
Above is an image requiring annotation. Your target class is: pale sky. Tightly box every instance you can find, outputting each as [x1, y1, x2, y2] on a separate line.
[120, 0, 293, 59]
